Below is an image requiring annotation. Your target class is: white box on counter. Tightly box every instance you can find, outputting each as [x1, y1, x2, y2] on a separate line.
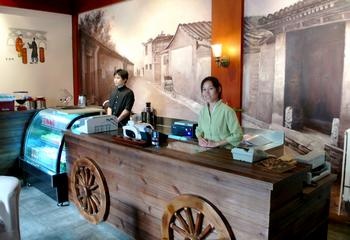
[232, 128, 285, 163]
[71, 115, 118, 134]
[231, 147, 269, 163]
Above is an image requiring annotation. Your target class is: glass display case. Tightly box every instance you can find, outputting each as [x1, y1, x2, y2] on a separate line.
[24, 109, 79, 174]
[21, 107, 103, 205]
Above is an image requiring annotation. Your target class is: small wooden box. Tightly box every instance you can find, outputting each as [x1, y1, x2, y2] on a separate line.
[0, 100, 15, 111]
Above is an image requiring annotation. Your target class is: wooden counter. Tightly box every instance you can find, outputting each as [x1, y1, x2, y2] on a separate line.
[64, 130, 335, 240]
[0, 110, 37, 175]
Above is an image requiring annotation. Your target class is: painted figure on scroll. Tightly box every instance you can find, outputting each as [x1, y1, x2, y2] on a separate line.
[195, 76, 243, 148]
[27, 37, 38, 64]
[106, 69, 135, 127]
[15, 34, 24, 57]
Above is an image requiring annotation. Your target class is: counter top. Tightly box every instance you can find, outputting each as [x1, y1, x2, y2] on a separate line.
[50, 106, 104, 115]
[65, 130, 308, 191]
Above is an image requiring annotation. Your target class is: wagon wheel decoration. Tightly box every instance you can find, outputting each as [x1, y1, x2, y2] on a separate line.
[70, 157, 109, 224]
[162, 194, 235, 240]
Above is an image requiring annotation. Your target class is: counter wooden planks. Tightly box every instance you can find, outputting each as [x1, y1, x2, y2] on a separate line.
[0, 110, 37, 175]
[64, 131, 335, 240]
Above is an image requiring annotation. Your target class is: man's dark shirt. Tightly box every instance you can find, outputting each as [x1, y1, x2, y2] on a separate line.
[108, 85, 135, 126]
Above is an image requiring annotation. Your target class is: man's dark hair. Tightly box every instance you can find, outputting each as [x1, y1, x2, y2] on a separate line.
[200, 76, 222, 99]
[114, 69, 129, 81]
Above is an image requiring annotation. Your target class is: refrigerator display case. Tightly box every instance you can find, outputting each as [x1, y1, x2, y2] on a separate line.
[21, 107, 103, 205]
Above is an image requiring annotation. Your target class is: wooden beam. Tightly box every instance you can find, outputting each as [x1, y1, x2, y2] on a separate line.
[0, 0, 73, 14]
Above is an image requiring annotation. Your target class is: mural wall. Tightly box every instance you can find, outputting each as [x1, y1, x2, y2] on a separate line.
[78, 0, 212, 121]
[243, 0, 350, 149]
[243, 0, 350, 216]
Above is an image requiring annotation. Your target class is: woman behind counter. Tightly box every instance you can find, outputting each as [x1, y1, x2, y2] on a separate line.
[195, 76, 243, 148]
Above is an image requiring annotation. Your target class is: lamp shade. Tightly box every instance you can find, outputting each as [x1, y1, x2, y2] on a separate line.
[211, 44, 222, 58]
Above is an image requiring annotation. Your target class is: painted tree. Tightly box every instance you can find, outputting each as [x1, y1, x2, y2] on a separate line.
[79, 10, 115, 50]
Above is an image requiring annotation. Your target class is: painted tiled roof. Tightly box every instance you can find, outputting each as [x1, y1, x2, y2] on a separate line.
[256, 0, 350, 33]
[178, 21, 211, 41]
[258, 0, 348, 25]
[153, 34, 173, 42]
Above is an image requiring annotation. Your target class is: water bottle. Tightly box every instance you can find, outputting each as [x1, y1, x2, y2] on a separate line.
[151, 130, 160, 147]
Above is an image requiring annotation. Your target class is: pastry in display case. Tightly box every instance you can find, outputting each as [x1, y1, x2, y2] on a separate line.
[21, 107, 103, 205]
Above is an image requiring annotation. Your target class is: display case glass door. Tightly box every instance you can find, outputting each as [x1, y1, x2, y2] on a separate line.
[23, 109, 79, 175]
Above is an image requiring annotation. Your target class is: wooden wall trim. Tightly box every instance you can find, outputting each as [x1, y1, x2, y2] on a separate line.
[75, 0, 122, 13]
[72, 13, 80, 105]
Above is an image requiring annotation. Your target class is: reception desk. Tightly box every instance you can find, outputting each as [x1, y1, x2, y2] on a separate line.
[64, 130, 335, 240]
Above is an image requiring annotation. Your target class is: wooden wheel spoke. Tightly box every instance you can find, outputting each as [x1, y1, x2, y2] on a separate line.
[89, 197, 98, 214]
[91, 193, 101, 207]
[195, 212, 204, 236]
[88, 173, 95, 186]
[75, 183, 85, 192]
[89, 183, 99, 191]
[85, 168, 92, 185]
[174, 212, 190, 233]
[198, 224, 213, 240]
[78, 170, 86, 185]
[82, 195, 88, 209]
[184, 207, 195, 234]
[84, 167, 90, 183]
[87, 198, 95, 214]
[76, 172, 85, 185]
[170, 223, 189, 238]
[87, 196, 92, 214]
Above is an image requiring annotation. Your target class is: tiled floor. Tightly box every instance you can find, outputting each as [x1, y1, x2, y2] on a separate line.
[19, 186, 133, 240]
[19, 186, 350, 240]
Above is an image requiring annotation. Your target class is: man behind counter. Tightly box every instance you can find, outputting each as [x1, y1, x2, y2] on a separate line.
[107, 69, 135, 127]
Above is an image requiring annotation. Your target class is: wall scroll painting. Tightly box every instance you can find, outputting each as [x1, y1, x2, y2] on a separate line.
[7, 28, 47, 64]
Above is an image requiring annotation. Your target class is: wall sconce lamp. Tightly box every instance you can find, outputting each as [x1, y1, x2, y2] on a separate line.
[211, 44, 230, 67]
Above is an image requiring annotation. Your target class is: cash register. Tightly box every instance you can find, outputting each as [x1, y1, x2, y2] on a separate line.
[232, 128, 285, 163]
[294, 150, 331, 185]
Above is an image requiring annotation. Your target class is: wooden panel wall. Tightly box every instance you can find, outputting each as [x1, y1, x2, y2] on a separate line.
[212, 0, 244, 112]
[0, 110, 37, 175]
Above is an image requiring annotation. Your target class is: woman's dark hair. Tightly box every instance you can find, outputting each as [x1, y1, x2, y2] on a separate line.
[200, 76, 222, 99]
[114, 69, 129, 81]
